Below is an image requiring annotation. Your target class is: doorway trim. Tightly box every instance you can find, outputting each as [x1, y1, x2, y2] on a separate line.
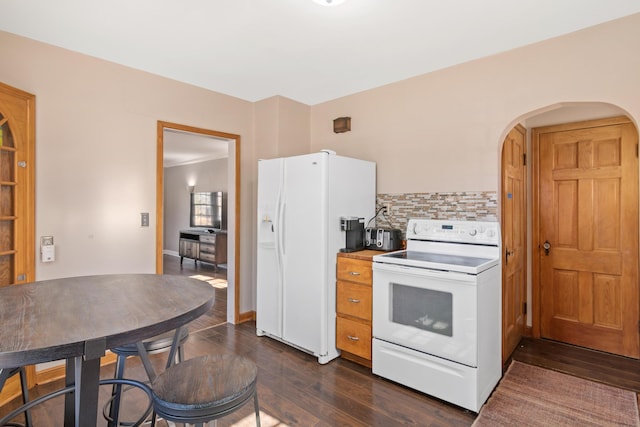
[156, 121, 241, 323]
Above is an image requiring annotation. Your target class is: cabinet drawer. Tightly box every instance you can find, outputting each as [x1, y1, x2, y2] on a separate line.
[199, 252, 217, 263]
[200, 234, 217, 244]
[337, 281, 371, 321]
[200, 244, 216, 255]
[336, 258, 372, 285]
[336, 317, 371, 360]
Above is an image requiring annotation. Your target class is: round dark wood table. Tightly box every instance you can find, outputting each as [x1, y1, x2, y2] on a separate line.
[0, 274, 214, 426]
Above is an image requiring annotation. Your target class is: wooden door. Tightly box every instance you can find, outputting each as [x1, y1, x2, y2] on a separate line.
[0, 82, 36, 403]
[535, 117, 639, 358]
[501, 124, 527, 362]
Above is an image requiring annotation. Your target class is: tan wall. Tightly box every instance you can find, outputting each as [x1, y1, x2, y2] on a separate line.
[310, 13, 640, 194]
[253, 95, 310, 160]
[1, 12, 640, 318]
[276, 96, 311, 157]
[0, 30, 256, 316]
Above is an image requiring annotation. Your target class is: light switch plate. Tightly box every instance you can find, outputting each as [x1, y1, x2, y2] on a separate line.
[141, 212, 149, 227]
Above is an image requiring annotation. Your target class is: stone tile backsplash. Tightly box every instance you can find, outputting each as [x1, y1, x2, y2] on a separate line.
[370, 192, 498, 239]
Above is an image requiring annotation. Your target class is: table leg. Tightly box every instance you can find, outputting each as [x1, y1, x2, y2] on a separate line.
[64, 356, 101, 427]
[63, 337, 106, 427]
[64, 359, 74, 426]
[76, 356, 101, 426]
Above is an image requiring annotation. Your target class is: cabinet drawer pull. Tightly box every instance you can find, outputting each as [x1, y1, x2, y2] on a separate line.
[349, 271, 361, 276]
[347, 335, 360, 341]
[348, 298, 360, 303]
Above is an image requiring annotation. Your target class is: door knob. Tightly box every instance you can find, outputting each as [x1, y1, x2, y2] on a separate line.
[505, 248, 514, 264]
[543, 240, 551, 256]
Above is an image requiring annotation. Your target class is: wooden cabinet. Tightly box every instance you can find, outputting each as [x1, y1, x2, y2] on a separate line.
[179, 230, 227, 269]
[179, 237, 199, 260]
[336, 250, 377, 367]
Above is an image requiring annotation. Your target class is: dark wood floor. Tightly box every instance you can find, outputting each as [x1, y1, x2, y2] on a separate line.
[163, 254, 228, 332]
[3, 260, 640, 425]
[7, 328, 640, 427]
[511, 336, 640, 393]
[0, 321, 479, 426]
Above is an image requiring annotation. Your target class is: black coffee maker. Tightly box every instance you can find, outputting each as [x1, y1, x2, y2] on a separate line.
[339, 217, 365, 253]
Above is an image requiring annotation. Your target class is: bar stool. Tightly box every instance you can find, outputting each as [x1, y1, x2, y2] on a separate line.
[150, 354, 260, 427]
[0, 378, 152, 427]
[106, 327, 189, 427]
[0, 367, 32, 427]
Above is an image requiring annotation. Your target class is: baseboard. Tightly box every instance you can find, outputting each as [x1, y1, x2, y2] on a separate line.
[340, 351, 372, 368]
[238, 310, 256, 323]
[0, 375, 22, 407]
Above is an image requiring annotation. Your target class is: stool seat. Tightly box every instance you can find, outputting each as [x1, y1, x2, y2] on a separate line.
[112, 327, 189, 357]
[151, 354, 260, 425]
[107, 327, 189, 427]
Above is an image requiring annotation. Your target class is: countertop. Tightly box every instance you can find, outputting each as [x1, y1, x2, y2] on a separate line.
[337, 249, 382, 261]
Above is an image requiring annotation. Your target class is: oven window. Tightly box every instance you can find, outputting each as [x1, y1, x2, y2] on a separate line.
[390, 283, 453, 337]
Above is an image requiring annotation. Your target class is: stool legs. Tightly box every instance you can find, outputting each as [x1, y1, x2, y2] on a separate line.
[0, 367, 32, 427]
[17, 367, 32, 427]
[107, 354, 127, 427]
[254, 390, 261, 427]
[107, 327, 187, 427]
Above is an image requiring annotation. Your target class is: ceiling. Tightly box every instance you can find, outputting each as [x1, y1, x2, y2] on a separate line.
[163, 129, 230, 168]
[1, 1, 640, 106]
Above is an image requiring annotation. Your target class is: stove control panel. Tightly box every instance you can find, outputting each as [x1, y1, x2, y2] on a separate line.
[406, 219, 500, 245]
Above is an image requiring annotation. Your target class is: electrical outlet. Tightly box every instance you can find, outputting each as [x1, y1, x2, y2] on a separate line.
[141, 212, 149, 227]
[383, 204, 391, 214]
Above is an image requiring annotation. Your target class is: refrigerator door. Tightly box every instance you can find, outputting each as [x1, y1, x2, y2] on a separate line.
[280, 153, 327, 354]
[256, 158, 284, 338]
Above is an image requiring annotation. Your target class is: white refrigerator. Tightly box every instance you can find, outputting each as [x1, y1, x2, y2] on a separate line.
[256, 150, 376, 364]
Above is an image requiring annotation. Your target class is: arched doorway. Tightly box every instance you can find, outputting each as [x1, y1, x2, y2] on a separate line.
[501, 102, 640, 360]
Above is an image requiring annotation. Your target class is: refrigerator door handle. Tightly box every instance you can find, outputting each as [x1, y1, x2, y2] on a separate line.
[275, 187, 284, 292]
[280, 203, 286, 255]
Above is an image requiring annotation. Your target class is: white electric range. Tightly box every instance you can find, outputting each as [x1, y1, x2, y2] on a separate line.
[372, 218, 501, 412]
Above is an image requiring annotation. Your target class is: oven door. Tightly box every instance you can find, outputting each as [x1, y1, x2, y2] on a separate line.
[373, 262, 478, 367]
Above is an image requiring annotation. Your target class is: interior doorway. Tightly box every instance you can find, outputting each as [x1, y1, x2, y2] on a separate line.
[156, 121, 241, 324]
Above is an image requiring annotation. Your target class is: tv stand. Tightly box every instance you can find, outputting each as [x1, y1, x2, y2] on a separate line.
[179, 229, 228, 270]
